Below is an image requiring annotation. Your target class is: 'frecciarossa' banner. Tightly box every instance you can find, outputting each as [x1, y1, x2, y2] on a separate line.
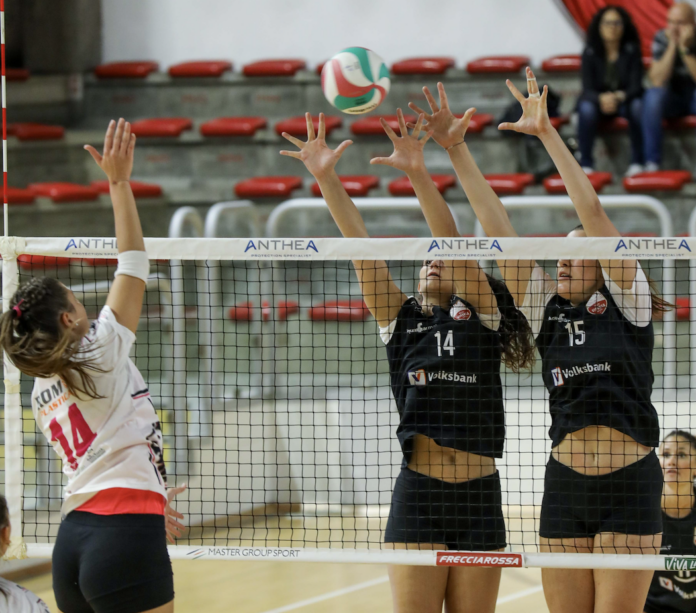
[559, 0, 672, 58]
[15, 236, 696, 261]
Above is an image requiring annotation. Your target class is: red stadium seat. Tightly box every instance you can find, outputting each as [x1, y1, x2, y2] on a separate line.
[18, 255, 74, 270]
[623, 170, 692, 192]
[81, 258, 119, 267]
[311, 175, 379, 197]
[467, 113, 494, 133]
[350, 114, 417, 135]
[599, 117, 629, 132]
[243, 59, 306, 77]
[466, 55, 530, 74]
[168, 61, 232, 78]
[200, 117, 267, 137]
[391, 57, 455, 75]
[541, 54, 582, 73]
[543, 172, 613, 194]
[228, 301, 254, 321]
[262, 300, 299, 322]
[663, 116, 696, 130]
[91, 180, 163, 199]
[8, 123, 64, 141]
[6, 68, 30, 81]
[550, 116, 570, 130]
[308, 299, 371, 322]
[94, 61, 159, 79]
[676, 297, 690, 321]
[29, 182, 99, 202]
[275, 115, 343, 137]
[5, 187, 36, 205]
[389, 174, 456, 196]
[130, 118, 193, 138]
[234, 176, 303, 198]
[484, 173, 535, 195]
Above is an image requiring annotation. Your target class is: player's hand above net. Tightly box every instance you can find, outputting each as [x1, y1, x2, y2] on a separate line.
[408, 83, 476, 150]
[84, 118, 136, 184]
[369, 108, 433, 173]
[498, 67, 554, 137]
[165, 484, 187, 544]
[280, 112, 353, 180]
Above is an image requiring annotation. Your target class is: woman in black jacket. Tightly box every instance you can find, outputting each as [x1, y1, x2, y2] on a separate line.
[578, 6, 645, 176]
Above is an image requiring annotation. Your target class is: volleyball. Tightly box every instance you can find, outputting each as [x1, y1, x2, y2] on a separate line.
[321, 47, 391, 114]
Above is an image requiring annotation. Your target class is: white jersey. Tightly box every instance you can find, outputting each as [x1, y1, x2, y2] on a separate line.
[31, 306, 166, 516]
[0, 577, 50, 613]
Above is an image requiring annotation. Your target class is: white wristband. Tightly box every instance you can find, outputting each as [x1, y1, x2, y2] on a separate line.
[114, 250, 150, 283]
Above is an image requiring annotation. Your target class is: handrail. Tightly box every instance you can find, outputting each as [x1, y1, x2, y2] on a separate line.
[205, 200, 260, 238]
[169, 206, 204, 239]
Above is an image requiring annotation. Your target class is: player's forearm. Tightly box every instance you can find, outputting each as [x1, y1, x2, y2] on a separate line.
[407, 165, 459, 238]
[315, 171, 370, 238]
[110, 181, 145, 253]
[448, 144, 517, 237]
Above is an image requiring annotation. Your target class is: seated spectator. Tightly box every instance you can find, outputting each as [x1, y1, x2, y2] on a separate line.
[643, 2, 696, 171]
[0, 495, 50, 612]
[577, 6, 644, 177]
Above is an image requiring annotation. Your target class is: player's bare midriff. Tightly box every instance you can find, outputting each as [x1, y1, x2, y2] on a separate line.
[552, 425, 651, 475]
[407, 434, 497, 483]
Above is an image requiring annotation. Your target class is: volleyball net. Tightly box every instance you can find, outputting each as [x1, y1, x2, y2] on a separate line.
[2, 234, 695, 570]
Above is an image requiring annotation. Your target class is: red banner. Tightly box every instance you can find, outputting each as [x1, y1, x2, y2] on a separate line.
[560, 0, 674, 56]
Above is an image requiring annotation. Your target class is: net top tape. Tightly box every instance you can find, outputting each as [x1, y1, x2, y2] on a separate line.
[8, 236, 696, 261]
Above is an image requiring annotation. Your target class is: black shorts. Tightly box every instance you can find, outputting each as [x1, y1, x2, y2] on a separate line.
[53, 511, 174, 613]
[539, 451, 663, 539]
[385, 467, 507, 551]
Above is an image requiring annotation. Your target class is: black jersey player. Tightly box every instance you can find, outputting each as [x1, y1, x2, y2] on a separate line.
[280, 113, 534, 613]
[645, 431, 696, 613]
[412, 71, 670, 613]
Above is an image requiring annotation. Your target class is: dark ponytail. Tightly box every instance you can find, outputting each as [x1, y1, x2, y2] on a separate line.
[486, 275, 536, 372]
[0, 277, 105, 399]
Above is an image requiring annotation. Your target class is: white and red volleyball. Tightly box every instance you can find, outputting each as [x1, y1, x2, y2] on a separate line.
[321, 47, 391, 114]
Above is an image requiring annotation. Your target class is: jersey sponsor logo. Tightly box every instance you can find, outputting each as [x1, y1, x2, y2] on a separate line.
[551, 367, 564, 386]
[675, 570, 696, 584]
[34, 380, 71, 417]
[552, 362, 611, 386]
[660, 576, 675, 591]
[586, 292, 607, 315]
[407, 369, 427, 386]
[666, 557, 696, 572]
[407, 322, 435, 334]
[547, 313, 569, 323]
[436, 552, 523, 567]
[450, 304, 471, 321]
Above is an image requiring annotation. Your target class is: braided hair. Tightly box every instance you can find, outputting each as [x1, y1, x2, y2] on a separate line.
[0, 277, 105, 399]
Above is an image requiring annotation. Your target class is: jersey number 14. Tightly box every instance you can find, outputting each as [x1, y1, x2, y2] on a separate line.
[435, 330, 455, 356]
[49, 404, 97, 470]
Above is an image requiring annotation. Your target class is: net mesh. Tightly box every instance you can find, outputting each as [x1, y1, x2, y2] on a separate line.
[5, 237, 694, 562]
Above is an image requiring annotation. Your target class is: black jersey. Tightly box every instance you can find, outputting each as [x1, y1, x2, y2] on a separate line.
[522, 265, 659, 449]
[646, 506, 696, 613]
[382, 296, 505, 464]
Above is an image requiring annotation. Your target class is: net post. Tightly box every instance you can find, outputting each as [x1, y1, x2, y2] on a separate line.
[1, 0, 8, 238]
[1, 236, 26, 559]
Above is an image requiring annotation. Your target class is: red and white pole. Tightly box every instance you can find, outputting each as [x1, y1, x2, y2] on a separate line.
[1, 0, 7, 237]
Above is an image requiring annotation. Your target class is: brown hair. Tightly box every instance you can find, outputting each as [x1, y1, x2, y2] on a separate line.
[572, 224, 673, 316]
[0, 277, 105, 399]
[486, 275, 536, 372]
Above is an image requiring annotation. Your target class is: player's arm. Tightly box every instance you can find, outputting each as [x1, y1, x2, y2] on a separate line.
[407, 83, 536, 308]
[370, 109, 496, 314]
[280, 113, 407, 326]
[84, 119, 148, 333]
[502, 68, 636, 288]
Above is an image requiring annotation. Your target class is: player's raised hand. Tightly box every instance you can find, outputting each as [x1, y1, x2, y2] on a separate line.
[408, 83, 477, 150]
[84, 118, 136, 183]
[280, 112, 353, 179]
[370, 108, 433, 173]
[165, 484, 187, 544]
[498, 67, 554, 137]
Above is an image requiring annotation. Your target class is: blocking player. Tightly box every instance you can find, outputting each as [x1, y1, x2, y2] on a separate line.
[412, 70, 667, 613]
[280, 113, 534, 613]
[645, 431, 696, 613]
[0, 119, 185, 613]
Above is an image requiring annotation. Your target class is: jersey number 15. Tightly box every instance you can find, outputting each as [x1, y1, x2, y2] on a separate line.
[49, 404, 97, 470]
[565, 321, 585, 346]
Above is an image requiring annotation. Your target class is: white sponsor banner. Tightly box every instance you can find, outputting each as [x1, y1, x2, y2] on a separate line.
[15, 236, 696, 261]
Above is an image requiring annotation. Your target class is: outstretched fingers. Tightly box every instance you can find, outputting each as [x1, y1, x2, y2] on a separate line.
[419, 129, 434, 145]
[380, 117, 399, 142]
[305, 112, 316, 141]
[422, 86, 440, 113]
[437, 82, 450, 110]
[412, 113, 424, 137]
[119, 121, 132, 156]
[103, 119, 116, 156]
[317, 112, 326, 140]
[370, 156, 392, 166]
[83, 145, 103, 165]
[397, 108, 408, 137]
[281, 132, 306, 149]
[526, 67, 540, 97]
[279, 150, 303, 159]
[408, 101, 431, 120]
[505, 79, 527, 104]
[112, 118, 125, 155]
[334, 139, 353, 156]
